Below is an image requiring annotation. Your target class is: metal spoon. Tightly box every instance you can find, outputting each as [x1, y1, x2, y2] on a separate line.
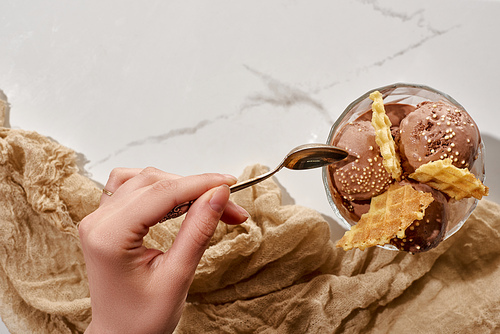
[160, 143, 349, 222]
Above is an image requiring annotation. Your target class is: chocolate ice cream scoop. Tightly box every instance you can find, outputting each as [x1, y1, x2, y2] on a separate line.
[390, 181, 448, 253]
[332, 120, 393, 201]
[399, 101, 481, 172]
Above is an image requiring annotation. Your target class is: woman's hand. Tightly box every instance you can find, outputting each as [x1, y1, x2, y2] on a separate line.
[79, 167, 249, 334]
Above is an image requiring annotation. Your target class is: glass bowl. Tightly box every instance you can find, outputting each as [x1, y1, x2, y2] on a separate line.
[322, 83, 485, 251]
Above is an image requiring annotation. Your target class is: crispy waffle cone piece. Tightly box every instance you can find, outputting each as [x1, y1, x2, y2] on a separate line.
[337, 184, 434, 251]
[370, 91, 402, 181]
[409, 158, 489, 200]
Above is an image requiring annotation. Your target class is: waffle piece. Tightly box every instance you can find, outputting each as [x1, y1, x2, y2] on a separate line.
[336, 184, 434, 251]
[409, 158, 489, 200]
[370, 91, 402, 181]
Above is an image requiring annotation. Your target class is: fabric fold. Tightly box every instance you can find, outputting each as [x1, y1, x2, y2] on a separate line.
[0, 128, 99, 333]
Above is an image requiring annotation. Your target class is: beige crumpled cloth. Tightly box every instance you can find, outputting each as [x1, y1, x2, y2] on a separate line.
[1, 101, 500, 333]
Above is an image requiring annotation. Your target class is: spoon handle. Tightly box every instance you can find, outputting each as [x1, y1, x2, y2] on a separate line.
[160, 166, 281, 221]
[228, 166, 280, 193]
[159, 143, 348, 221]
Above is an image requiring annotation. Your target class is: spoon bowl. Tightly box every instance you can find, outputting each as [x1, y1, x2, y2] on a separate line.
[230, 144, 348, 193]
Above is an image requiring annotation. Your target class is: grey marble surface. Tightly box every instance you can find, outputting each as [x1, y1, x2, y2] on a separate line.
[1, 0, 500, 332]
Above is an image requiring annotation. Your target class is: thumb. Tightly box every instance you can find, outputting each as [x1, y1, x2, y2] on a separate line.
[165, 184, 229, 275]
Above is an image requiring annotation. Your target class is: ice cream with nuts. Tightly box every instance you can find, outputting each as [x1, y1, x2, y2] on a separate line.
[389, 180, 448, 253]
[399, 101, 481, 172]
[327, 91, 488, 253]
[333, 121, 393, 202]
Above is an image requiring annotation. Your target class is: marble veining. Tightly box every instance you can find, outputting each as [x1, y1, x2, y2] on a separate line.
[90, 64, 332, 171]
[89, 116, 227, 169]
[243, 65, 328, 118]
[360, 0, 424, 22]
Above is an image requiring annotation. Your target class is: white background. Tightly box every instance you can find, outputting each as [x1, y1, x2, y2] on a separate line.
[1, 0, 499, 332]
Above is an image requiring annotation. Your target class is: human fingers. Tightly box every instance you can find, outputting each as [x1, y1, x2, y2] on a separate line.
[128, 169, 248, 225]
[96, 173, 237, 246]
[117, 167, 182, 195]
[101, 167, 183, 206]
[220, 200, 250, 225]
[101, 168, 248, 224]
[100, 168, 143, 205]
[157, 185, 230, 281]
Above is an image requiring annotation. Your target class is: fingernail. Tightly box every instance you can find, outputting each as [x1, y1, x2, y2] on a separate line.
[209, 185, 230, 213]
[236, 205, 250, 219]
[223, 174, 238, 185]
